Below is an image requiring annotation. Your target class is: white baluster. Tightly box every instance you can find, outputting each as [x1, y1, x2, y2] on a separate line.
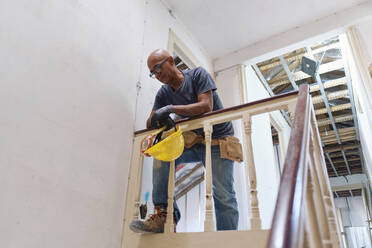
[309, 135, 332, 247]
[203, 122, 216, 232]
[310, 110, 342, 247]
[165, 160, 176, 233]
[305, 165, 323, 248]
[242, 112, 261, 229]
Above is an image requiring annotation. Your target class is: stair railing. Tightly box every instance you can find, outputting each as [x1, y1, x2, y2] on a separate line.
[123, 90, 297, 237]
[267, 85, 342, 248]
[122, 85, 341, 248]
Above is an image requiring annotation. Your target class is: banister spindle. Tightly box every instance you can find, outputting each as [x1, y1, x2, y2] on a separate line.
[309, 134, 332, 247]
[310, 108, 342, 247]
[164, 160, 176, 233]
[203, 122, 216, 232]
[305, 165, 323, 248]
[242, 112, 261, 229]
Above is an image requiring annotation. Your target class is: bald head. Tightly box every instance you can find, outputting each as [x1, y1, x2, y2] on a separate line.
[147, 49, 171, 69]
[146, 49, 182, 85]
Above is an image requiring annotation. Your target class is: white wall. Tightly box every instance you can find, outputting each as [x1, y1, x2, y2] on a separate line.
[352, 20, 372, 181]
[341, 23, 372, 186]
[0, 0, 211, 247]
[354, 19, 372, 66]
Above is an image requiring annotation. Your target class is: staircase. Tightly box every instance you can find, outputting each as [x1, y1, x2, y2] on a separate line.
[122, 85, 343, 248]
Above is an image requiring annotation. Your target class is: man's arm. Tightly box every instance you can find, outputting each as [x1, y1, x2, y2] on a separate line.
[173, 90, 213, 116]
[146, 90, 213, 129]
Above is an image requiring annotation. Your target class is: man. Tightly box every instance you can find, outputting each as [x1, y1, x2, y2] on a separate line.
[130, 49, 238, 233]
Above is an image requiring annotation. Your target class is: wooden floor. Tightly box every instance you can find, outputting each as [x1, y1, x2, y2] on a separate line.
[123, 229, 270, 248]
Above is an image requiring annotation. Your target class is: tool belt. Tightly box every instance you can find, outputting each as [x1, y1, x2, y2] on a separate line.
[182, 131, 243, 162]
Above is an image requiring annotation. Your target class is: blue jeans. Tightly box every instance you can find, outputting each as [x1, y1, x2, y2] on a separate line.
[152, 143, 239, 230]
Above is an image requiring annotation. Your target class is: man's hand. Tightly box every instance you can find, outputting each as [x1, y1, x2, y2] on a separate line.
[150, 105, 174, 127]
[150, 116, 175, 130]
[151, 105, 174, 123]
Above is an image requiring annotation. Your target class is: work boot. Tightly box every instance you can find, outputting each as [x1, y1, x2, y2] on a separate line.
[129, 206, 176, 234]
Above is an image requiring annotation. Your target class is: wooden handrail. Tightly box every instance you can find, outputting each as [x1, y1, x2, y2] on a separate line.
[134, 91, 298, 135]
[267, 84, 311, 248]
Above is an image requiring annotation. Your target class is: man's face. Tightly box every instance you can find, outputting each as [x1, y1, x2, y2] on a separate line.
[148, 56, 173, 84]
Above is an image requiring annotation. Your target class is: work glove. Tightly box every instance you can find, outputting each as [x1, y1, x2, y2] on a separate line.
[151, 105, 174, 128]
[152, 105, 174, 121]
[150, 116, 175, 130]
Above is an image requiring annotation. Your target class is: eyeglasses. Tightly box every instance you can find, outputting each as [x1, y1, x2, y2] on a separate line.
[149, 57, 169, 78]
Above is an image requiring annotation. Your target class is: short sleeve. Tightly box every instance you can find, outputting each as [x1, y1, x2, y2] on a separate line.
[192, 67, 216, 95]
[152, 88, 166, 110]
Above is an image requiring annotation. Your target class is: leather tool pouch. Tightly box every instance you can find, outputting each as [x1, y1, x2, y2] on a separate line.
[183, 131, 203, 149]
[219, 136, 243, 162]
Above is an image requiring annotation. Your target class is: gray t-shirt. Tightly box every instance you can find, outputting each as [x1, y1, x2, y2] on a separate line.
[153, 67, 234, 139]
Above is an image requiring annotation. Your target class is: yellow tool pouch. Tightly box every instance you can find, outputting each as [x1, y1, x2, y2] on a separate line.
[219, 136, 243, 162]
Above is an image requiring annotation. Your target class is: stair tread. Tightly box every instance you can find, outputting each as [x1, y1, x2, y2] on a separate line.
[125, 229, 270, 248]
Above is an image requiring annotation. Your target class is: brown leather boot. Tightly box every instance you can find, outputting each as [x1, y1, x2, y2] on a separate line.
[130, 206, 176, 234]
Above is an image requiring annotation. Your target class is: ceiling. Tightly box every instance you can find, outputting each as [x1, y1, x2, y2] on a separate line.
[255, 36, 364, 183]
[164, 0, 366, 59]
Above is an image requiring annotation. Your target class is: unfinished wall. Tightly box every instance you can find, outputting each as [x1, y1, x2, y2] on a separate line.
[0, 0, 211, 247]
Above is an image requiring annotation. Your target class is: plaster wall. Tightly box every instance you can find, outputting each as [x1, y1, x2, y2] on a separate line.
[342, 25, 372, 186]
[354, 19, 372, 66]
[0, 1, 211, 247]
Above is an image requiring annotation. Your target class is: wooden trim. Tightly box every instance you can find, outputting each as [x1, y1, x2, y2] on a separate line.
[134, 91, 298, 135]
[168, 29, 202, 69]
[267, 84, 311, 248]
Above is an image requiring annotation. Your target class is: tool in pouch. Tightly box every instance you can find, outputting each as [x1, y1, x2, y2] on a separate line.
[140, 125, 184, 162]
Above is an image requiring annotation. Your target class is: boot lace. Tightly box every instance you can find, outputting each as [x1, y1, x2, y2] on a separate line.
[148, 207, 166, 221]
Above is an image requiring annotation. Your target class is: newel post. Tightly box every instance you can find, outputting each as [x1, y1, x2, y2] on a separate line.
[203, 122, 216, 231]
[242, 112, 262, 229]
[164, 160, 176, 233]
